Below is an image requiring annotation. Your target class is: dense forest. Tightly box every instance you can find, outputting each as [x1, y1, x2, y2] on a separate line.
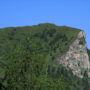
[0, 23, 90, 90]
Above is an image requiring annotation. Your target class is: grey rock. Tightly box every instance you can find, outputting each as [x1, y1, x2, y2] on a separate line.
[56, 31, 90, 78]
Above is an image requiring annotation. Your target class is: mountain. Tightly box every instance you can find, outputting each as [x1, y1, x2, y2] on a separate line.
[56, 31, 90, 78]
[0, 23, 90, 90]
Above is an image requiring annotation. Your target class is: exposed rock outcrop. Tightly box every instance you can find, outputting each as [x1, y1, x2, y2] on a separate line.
[56, 31, 90, 78]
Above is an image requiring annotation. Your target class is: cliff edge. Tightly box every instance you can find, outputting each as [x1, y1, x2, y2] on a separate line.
[56, 31, 90, 78]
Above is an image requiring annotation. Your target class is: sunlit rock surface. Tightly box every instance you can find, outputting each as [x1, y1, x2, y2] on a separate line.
[56, 31, 90, 78]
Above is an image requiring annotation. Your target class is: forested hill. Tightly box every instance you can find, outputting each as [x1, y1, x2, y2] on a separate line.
[0, 23, 90, 90]
[0, 23, 81, 57]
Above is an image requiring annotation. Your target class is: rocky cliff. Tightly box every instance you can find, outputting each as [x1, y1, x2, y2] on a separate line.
[56, 31, 90, 78]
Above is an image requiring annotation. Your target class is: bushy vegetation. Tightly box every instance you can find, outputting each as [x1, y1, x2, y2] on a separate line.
[0, 23, 89, 90]
[87, 49, 90, 61]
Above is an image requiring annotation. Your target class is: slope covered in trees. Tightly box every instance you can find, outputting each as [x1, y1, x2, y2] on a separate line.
[0, 23, 90, 90]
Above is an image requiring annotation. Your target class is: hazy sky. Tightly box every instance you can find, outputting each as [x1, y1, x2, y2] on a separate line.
[0, 0, 90, 48]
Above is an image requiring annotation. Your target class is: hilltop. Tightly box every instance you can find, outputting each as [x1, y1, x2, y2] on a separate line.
[0, 23, 90, 90]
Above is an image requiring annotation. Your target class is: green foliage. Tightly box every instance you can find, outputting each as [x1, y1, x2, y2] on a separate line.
[79, 37, 86, 45]
[0, 23, 89, 90]
[87, 49, 90, 61]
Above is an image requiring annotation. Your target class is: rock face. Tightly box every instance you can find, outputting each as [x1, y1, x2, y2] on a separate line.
[56, 31, 90, 78]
